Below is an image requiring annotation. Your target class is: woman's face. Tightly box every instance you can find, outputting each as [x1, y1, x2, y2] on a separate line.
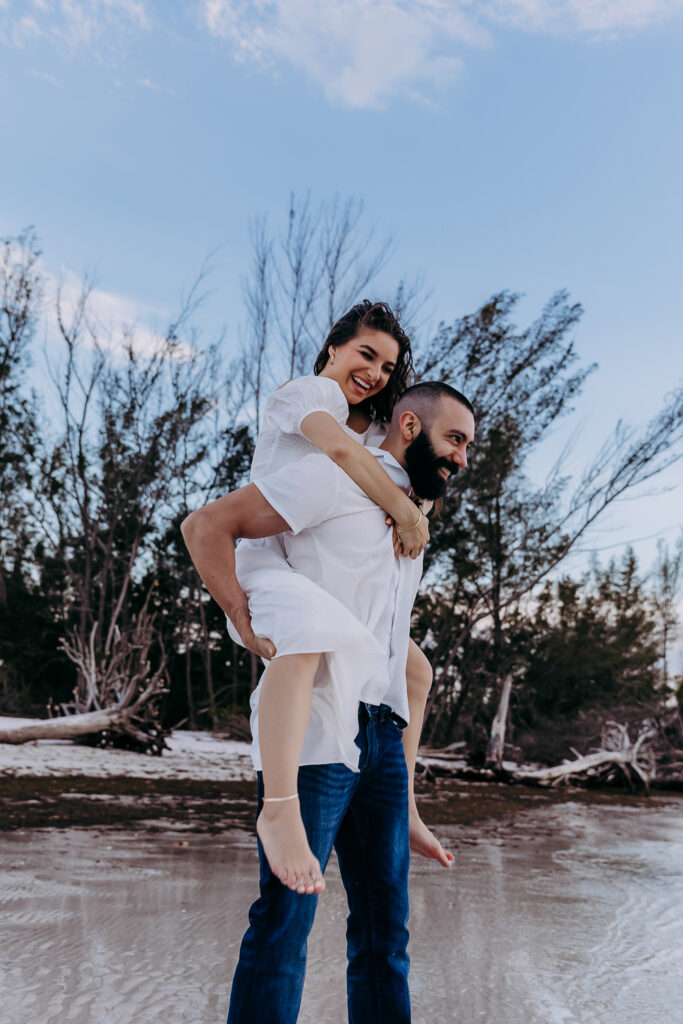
[320, 329, 400, 406]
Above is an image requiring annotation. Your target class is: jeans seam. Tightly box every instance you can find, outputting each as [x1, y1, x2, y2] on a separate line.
[238, 788, 264, 1022]
[348, 799, 385, 1024]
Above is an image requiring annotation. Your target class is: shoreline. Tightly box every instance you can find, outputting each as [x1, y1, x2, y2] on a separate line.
[2, 719, 680, 835]
[2, 767, 677, 835]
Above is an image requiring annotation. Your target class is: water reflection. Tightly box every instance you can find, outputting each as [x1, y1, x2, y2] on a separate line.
[0, 799, 681, 1024]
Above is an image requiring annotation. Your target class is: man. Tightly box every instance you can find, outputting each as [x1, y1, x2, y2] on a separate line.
[181, 381, 475, 1024]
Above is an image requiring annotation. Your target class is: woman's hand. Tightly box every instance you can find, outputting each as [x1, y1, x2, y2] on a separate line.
[230, 592, 277, 660]
[388, 503, 429, 559]
[397, 511, 429, 558]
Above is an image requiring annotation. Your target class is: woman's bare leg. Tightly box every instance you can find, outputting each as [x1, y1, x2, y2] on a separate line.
[256, 652, 326, 895]
[404, 639, 454, 868]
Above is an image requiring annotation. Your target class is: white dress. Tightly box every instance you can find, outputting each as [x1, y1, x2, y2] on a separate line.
[226, 375, 390, 772]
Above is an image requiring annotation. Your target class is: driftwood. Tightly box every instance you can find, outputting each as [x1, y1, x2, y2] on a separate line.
[511, 722, 657, 792]
[0, 684, 161, 747]
[0, 609, 169, 754]
[417, 722, 661, 792]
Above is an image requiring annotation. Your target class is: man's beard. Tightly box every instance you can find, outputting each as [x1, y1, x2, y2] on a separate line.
[404, 429, 456, 500]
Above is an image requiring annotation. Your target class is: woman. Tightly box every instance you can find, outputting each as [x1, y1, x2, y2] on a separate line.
[228, 300, 452, 896]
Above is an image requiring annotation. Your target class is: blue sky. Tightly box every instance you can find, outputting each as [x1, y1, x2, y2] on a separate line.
[1, 0, 682, 580]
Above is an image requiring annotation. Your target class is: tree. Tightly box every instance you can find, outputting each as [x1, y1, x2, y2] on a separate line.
[26, 276, 232, 743]
[146, 420, 254, 730]
[410, 292, 683, 757]
[651, 532, 683, 691]
[0, 230, 41, 600]
[518, 551, 660, 720]
[239, 193, 422, 427]
[0, 229, 54, 708]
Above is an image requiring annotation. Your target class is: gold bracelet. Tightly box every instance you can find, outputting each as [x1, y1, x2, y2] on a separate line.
[395, 510, 423, 535]
[263, 793, 299, 803]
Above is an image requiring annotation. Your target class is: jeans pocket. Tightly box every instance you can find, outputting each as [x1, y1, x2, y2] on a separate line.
[384, 715, 405, 736]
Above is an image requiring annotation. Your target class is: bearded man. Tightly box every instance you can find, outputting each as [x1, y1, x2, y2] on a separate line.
[181, 381, 475, 1024]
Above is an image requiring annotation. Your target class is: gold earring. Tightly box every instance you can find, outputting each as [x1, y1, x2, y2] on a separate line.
[330, 352, 335, 365]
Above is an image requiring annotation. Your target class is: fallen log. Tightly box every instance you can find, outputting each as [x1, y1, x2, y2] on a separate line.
[416, 722, 662, 791]
[0, 704, 158, 746]
[0, 664, 167, 753]
[0, 708, 132, 744]
[511, 722, 657, 793]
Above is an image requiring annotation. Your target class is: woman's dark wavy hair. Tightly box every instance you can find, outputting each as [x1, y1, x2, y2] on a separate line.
[313, 300, 414, 423]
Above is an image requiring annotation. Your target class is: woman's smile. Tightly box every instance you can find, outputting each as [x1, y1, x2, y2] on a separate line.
[349, 374, 375, 397]
[321, 328, 400, 406]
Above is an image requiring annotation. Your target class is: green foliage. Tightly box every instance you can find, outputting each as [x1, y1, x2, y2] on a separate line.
[413, 291, 593, 742]
[1, 223, 681, 759]
[0, 230, 41, 594]
[412, 291, 682, 749]
[516, 550, 661, 722]
[0, 567, 74, 713]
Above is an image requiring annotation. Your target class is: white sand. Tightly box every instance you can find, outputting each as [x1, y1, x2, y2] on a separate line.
[0, 716, 254, 782]
[2, 800, 682, 1024]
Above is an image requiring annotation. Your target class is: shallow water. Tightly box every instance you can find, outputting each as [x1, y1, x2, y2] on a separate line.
[1, 798, 682, 1024]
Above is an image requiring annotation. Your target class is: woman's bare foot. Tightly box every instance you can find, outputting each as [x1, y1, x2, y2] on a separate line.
[257, 800, 325, 895]
[409, 805, 454, 868]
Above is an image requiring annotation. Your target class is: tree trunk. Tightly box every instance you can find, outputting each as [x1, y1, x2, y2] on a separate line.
[0, 706, 148, 744]
[185, 644, 196, 731]
[486, 673, 513, 769]
[197, 584, 218, 729]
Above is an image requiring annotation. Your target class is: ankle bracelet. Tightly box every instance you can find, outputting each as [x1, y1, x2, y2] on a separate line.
[263, 793, 299, 803]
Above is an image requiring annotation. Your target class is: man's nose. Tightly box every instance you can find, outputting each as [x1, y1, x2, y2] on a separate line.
[454, 449, 467, 469]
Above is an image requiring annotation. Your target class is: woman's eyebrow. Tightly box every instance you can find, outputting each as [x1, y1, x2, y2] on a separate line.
[360, 344, 395, 367]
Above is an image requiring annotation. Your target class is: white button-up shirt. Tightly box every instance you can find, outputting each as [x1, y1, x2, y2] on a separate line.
[251, 446, 423, 765]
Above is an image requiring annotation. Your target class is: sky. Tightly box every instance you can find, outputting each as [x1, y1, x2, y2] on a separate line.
[1, 0, 682, 588]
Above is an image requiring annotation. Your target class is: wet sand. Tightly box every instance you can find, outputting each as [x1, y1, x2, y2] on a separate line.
[1, 795, 682, 1024]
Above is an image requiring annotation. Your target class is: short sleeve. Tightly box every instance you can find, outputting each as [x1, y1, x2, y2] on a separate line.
[253, 453, 342, 535]
[265, 376, 348, 437]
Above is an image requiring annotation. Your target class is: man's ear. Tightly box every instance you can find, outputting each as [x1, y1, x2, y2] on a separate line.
[398, 410, 421, 440]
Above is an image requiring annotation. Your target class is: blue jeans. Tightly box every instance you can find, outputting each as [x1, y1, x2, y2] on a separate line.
[227, 703, 411, 1024]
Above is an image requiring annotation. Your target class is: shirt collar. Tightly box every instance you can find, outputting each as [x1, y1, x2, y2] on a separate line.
[366, 446, 411, 491]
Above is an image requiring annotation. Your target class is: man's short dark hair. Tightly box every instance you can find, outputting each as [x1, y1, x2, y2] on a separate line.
[393, 381, 474, 428]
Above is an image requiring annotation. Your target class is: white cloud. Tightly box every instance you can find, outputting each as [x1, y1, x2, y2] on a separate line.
[4, 13, 43, 46]
[0, 0, 150, 52]
[203, 0, 485, 109]
[30, 67, 62, 85]
[137, 75, 178, 96]
[3, 1, 683, 107]
[203, 0, 683, 107]
[56, 0, 149, 48]
[49, 268, 192, 361]
[483, 0, 683, 35]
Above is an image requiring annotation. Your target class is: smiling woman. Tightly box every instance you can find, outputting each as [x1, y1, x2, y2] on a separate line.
[322, 329, 398, 400]
[313, 299, 413, 422]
